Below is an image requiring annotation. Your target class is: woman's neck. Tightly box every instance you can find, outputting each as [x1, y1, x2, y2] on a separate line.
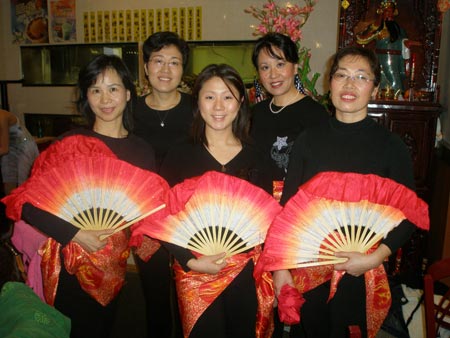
[204, 129, 242, 167]
[93, 121, 128, 138]
[146, 90, 180, 110]
[272, 87, 304, 106]
[335, 110, 368, 124]
[204, 128, 240, 147]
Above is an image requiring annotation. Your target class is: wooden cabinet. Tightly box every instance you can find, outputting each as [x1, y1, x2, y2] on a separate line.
[429, 144, 450, 263]
[367, 101, 440, 277]
[368, 101, 441, 201]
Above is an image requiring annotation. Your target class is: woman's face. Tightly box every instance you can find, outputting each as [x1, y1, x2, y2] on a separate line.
[87, 68, 130, 125]
[198, 76, 241, 134]
[256, 46, 298, 98]
[144, 44, 183, 94]
[330, 54, 378, 123]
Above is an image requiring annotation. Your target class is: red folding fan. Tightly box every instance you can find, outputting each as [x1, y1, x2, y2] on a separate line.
[147, 171, 282, 258]
[261, 171, 429, 271]
[19, 156, 169, 235]
[31, 134, 117, 177]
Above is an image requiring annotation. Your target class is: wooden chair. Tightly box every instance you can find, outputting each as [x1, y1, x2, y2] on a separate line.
[424, 258, 450, 338]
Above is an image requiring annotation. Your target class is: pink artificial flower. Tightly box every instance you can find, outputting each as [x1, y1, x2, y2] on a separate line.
[289, 30, 303, 43]
[298, 6, 315, 14]
[245, 0, 317, 43]
[272, 15, 287, 32]
[264, 1, 276, 11]
[438, 0, 450, 12]
[257, 24, 269, 34]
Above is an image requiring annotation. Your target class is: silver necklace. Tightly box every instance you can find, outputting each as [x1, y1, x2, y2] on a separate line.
[155, 110, 169, 127]
[269, 91, 300, 114]
[150, 92, 180, 127]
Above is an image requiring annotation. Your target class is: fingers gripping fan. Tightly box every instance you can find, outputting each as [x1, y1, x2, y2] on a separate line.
[262, 171, 429, 270]
[22, 156, 168, 233]
[150, 171, 282, 258]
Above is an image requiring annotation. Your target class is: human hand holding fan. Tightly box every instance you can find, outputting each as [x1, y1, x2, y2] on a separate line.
[147, 171, 282, 261]
[15, 156, 169, 237]
[260, 171, 429, 271]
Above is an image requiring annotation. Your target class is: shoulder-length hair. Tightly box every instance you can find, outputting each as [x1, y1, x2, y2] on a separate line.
[191, 64, 251, 146]
[76, 54, 137, 131]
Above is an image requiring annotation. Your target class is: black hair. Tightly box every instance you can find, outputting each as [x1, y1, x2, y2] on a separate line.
[142, 31, 190, 69]
[329, 46, 381, 86]
[191, 64, 251, 146]
[76, 54, 137, 131]
[251, 32, 299, 69]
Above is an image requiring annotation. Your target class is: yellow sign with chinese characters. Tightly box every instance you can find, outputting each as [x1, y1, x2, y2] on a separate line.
[83, 6, 202, 42]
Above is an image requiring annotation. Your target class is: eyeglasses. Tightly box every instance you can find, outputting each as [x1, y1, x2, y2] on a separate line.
[332, 72, 375, 85]
[149, 57, 181, 69]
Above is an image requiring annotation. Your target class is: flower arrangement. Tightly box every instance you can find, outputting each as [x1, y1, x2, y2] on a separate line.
[438, 0, 450, 12]
[244, 0, 321, 99]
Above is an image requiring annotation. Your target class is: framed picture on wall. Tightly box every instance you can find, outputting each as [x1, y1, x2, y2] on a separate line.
[49, 0, 76, 43]
[11, 0, 49, 44]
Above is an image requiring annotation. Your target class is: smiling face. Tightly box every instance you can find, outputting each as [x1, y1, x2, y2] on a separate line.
[87, 68, 130, 127]
[198, 76, 241, 134]
[330, 55, 378, 123]
[256, 47, 298, 100]
[144, 44, 183, 94]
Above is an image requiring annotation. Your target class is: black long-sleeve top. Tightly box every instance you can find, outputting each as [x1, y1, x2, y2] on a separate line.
[21, 128, 156, 246]
[250, 96, 329, 182]
[159, 141, 272, 270]
[133, 92, 193, 171]
[281, 116, 416, 253]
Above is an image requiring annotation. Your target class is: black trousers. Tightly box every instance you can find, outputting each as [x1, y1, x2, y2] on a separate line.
[275, 274, 367, 338]
[135, 246, 182, 338]
[189, 260, 258, 338]
[54, 265, 119, 338]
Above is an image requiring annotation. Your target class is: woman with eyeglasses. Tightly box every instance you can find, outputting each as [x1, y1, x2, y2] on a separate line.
[134, 31, 193, 171]
[132, 31, 192, 338]
[271, 46, 416, 337]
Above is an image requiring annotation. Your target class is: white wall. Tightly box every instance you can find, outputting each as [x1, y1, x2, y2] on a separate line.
[0, 0, 339, 117]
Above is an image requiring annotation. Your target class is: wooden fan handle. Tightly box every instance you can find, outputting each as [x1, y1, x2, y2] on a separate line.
[280, 257, 348, 270]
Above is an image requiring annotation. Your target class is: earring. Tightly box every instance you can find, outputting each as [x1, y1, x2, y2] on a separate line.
[254, 77, 266, 103]
[294, 74, 307, 95]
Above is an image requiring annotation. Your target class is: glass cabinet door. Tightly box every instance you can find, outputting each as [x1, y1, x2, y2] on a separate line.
[20, 42, 139, 86]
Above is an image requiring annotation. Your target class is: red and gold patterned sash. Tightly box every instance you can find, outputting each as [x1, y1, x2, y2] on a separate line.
[40, 232, 129, 306]
[291, 263, 390, 338]
[175, 247, 274, 338]
[133, 235, 161, 262]
[253, 247, 275, 338]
